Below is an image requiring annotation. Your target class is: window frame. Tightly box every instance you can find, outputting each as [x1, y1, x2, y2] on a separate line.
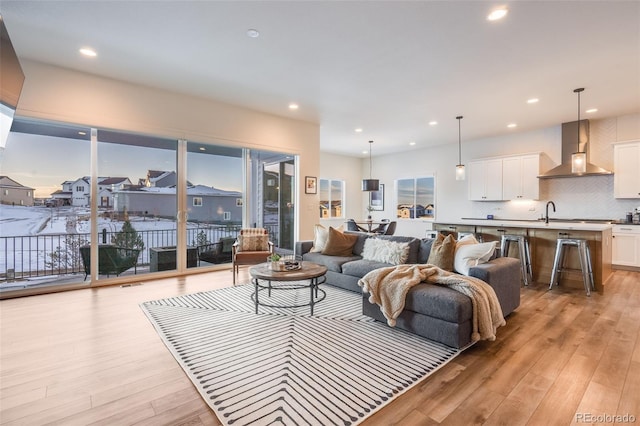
[395, 175, 436, 220]
[318, 178, 345, 219]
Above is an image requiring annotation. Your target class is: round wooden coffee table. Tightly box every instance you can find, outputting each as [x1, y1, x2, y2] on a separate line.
[249, 261, 328, 315]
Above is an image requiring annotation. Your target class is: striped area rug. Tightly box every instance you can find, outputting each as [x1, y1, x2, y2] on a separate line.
[141, 283, 460, 426]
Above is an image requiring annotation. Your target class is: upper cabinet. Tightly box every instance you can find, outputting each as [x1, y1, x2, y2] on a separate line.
[502, 154, 540, 200]
[614, 141, 640, 199]
[468, 154, 540, 201]
[468, 158, 503, 201]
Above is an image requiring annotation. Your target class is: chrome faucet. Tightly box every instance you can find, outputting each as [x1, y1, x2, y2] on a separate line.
[545, 201, 556, 224]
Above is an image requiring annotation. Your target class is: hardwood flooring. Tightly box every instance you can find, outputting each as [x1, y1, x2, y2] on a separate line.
[1, 268, 638, 425]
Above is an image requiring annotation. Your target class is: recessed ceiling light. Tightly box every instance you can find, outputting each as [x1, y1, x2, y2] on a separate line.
[355, 128, 363, 133]
[247, 29, 260, 38]
[288, 103, 299, 110]
[586, 108, 598, 113]
[362, 150, 368, 154]
[79, 47, 97, 57]
[487, 8, 508, 21]
[507, 123, 517, 128]
[428, 121, 438, 126]
[409, 141, 416, 146]
[527, 98, 539, 104]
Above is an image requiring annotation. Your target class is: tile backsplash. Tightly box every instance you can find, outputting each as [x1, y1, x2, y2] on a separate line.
[471, 175, 639, 221]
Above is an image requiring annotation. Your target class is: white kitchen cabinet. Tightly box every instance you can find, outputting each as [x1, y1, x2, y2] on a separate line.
[612, 225, 640, 267]
[502, 154, 540, 200]
[468, 158, 503, 201]
[614, 141, 640, 199]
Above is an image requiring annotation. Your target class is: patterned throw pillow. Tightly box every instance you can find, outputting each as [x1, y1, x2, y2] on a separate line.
[426, 233, 456, 271]
[237, 231, 269, 252]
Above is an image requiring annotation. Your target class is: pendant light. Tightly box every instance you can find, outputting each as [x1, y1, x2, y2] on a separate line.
[571, 88, 587, 174]
[455, 116, 465, 181]
[362, 140, 380, 191]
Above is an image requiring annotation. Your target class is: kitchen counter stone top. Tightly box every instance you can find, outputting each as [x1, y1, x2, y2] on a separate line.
[451, 218, 615, 231]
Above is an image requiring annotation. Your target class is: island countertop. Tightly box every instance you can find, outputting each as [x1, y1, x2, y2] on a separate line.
[434, 219, 614, 293]
[453, 218, 614, 231]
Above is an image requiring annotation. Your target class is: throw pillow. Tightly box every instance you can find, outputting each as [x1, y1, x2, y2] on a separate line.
[361, 238, 410, 265]
[310, 224, 344, 253]
[322, 226, 359, 256]
[456, 233, 479, 251]
[454, 241, 497, 275]
[237, 234, 269, 252]
[426, 233, 456, 271]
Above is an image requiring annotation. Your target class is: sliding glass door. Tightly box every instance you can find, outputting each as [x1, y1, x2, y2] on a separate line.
[186, 142, 243, 270]
[1, 117, 298, 295]
[96, 130, 178, 280]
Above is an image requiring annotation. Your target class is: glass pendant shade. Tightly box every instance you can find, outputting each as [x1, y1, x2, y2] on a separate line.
[362, 179, 380, 191]
[571, 88, 586, 175]
[571, 152, 586, 174]
[455, 115, 465, 181]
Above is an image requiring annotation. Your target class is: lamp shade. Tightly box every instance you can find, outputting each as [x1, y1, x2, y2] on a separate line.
[362, 179, 380, 192]
[455, 164, 466, 181]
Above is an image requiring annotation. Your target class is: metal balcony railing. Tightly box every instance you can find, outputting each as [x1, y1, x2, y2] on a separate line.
[1, 224, 279, 283]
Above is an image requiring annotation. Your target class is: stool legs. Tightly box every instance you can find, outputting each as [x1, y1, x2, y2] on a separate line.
[549, 239, 594, 296]
[500, 235, 532, 286]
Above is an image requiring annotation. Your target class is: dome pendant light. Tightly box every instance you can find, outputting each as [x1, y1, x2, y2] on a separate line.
[455, 116, 466, 181]
[571, 88, 587, 174]
[362, 140, 380, 191]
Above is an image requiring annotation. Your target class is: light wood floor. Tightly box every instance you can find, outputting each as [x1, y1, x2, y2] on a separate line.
[1, 268, 638, 425]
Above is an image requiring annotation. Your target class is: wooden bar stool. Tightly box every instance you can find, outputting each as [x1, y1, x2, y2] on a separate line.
[549, 238, 594, 296]
[500, 234, 532, 286]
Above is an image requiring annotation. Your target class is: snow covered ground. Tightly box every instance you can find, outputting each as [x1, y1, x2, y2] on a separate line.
[0, 205, 243, 288]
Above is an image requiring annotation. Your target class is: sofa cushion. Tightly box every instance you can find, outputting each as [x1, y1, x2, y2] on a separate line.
[344, 231, 370, 256]
[376, 235, 421, 264]
[322, 226, 359, 256]
[342, 259, 392, 278]
[302, 252, 361, 273]
[361, 238, 409, 265]
[403, 283, 473, 323]
[427, 233, 456, 271]
[418, 238, 435, 263]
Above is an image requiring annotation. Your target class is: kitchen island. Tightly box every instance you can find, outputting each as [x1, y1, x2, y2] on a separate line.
[434, 219, 613, 293]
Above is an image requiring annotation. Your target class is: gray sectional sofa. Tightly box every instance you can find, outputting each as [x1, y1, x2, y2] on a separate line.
[295, 232, 521, 348]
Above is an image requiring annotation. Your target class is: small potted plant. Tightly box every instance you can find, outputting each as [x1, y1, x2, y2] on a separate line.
[366, 205, 374, 221]
[267, 253, 282, 270]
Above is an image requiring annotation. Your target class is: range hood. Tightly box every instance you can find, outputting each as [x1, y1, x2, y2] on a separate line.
[538, 119, 613, 179]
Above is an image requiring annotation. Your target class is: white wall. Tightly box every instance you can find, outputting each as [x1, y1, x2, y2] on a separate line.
[321, 113, 640, 239]
[15, 60, 321, 240]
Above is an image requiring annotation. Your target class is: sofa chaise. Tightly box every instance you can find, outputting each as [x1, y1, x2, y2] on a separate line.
[296, 231, 521, 348]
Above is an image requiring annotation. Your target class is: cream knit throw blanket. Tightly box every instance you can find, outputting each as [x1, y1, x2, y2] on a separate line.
[358, 264, 506, 343]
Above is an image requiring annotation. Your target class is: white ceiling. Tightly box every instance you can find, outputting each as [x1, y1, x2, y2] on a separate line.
[1, 1, 639, 157]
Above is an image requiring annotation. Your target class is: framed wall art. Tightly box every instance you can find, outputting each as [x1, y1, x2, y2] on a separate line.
[305, 176, 317, 194]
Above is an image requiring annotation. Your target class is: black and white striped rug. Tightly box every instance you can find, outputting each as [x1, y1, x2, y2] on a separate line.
[141, 283, 460, 426]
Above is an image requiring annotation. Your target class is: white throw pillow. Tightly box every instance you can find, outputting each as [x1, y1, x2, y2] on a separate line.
[361, 238, 410, 265]
[456, 233, 479, 252]
[454, 241, 497, 275]
[310, 224, 344, 252]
